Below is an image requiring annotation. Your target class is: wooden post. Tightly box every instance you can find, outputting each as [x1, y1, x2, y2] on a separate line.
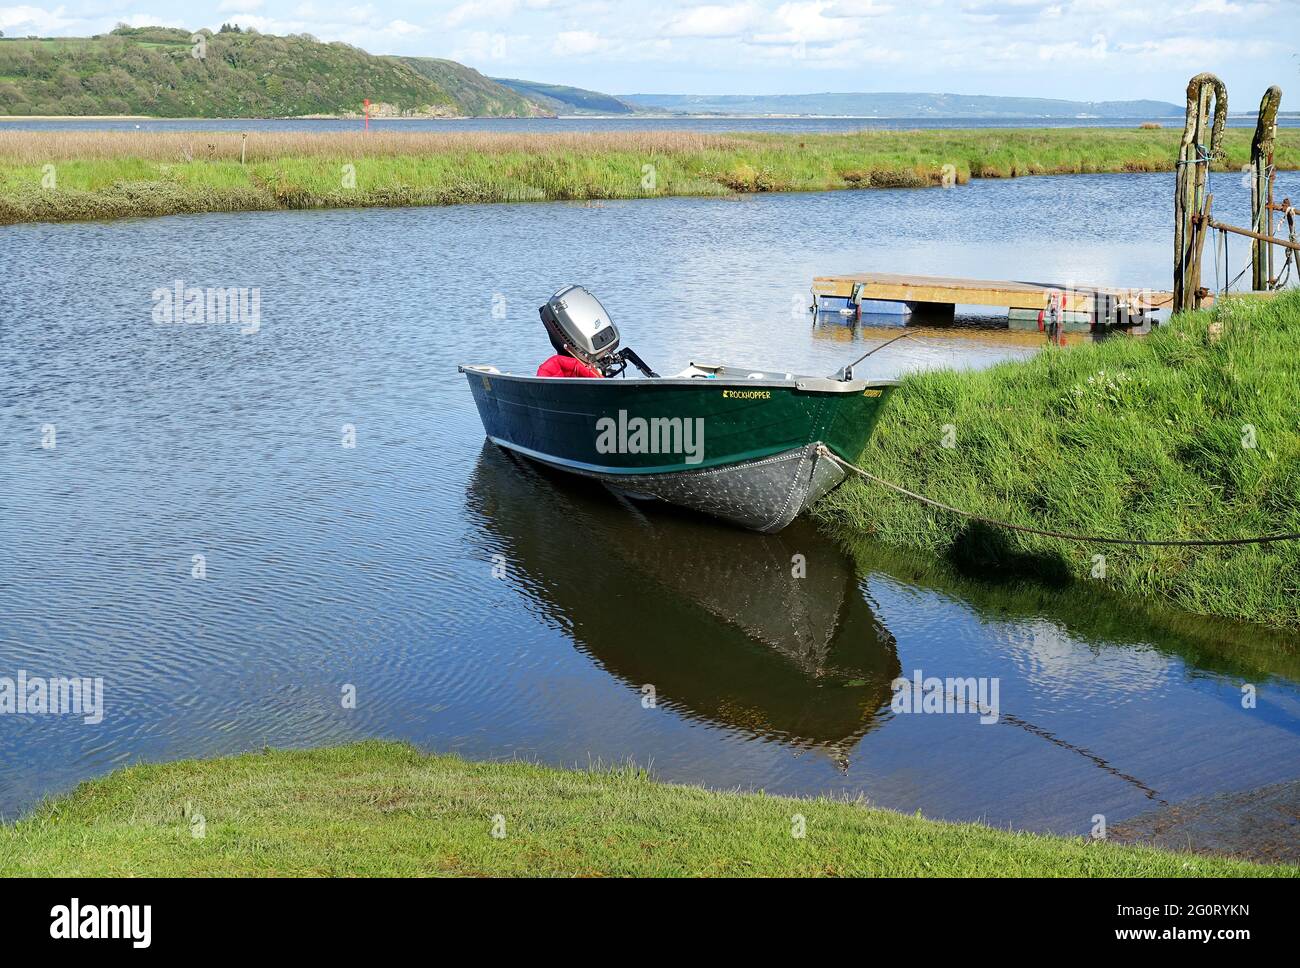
[1174, 73, 1226, 313]
[1285, 199, 1299, 284]
[1189, 194, 1213, 303]
[1251, 86, 1281, 290]
[240, 132, 247, 165]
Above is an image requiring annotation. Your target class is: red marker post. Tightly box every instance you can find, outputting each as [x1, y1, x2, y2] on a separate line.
[363, 98, 370, 132]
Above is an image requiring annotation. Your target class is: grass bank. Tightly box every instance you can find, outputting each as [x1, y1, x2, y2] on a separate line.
[2, 127, 1296, 224]
[0, 741, 1289, 876]
[815, 290, 1300, 630]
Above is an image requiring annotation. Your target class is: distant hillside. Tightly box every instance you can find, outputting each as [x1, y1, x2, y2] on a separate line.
[618, 92, 1184, 118]
[0, 26, 549, 118]
[493, 77, 635, 115]
[398, 59, 550, 117]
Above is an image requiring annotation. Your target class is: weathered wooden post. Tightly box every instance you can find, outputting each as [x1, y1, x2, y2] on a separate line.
[1191, 194, 1213, 299]
[1174, 73, 1226, 312]
[1251, 86, 1281, 291]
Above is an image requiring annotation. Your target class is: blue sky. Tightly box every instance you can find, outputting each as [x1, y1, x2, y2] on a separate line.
[1, 1, 1295, 102]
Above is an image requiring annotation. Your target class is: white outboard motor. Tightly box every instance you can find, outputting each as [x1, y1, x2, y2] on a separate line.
[540, 285, 658, 378]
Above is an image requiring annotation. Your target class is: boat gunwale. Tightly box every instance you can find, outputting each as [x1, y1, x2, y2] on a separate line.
[457, 364, 900, 394]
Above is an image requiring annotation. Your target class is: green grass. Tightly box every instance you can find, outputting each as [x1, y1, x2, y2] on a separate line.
[815, 290, 1300, 630]
[1, 126, 1295, 224]
[0, 741, 1288, 877]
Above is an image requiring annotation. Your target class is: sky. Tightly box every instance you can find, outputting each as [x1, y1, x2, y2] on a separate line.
[0, 1, 1296, 103]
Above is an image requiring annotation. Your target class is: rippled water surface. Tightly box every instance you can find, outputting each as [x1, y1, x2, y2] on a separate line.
[2, 171, 1298, 830]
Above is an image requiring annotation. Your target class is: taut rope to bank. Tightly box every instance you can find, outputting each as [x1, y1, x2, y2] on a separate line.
[817, 446, 1300, 547]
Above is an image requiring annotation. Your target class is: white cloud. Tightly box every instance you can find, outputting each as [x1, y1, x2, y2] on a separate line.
[446, 0, 554, 29]
[0, 4, 76, 32]
[829, 0, 894, 14]
[743, 33, 902, 63]
[1186, 0, 1276, 14]
[1035, 31, 1109, 61]
[383, 19, 423, 36]
[449, 29, 519, 62]
[754, 1, 861, 43]
[1117, 34, 1281, 62]
[962, 0, 1060, 21]
[553, 29, 606, 55]
[217, 0, 263, 12]
[446, 0, 510, 28]
[662, 3, 761, 37]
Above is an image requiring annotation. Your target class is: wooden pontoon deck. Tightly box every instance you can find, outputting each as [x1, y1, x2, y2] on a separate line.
[811, 272, 1177, 324]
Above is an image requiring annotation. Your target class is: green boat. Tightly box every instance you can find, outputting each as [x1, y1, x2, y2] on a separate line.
[459, 285, 896, 532]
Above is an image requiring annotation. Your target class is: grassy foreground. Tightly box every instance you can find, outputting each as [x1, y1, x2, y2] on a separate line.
[2, 127, 1297, 224]
[0, 741, 1288, 877]
[816, 290, 1300, 630]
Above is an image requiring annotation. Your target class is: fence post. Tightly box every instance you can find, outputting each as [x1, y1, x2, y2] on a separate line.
[1174, 73, 1226, 312]
[1251, 86, 1281, 291]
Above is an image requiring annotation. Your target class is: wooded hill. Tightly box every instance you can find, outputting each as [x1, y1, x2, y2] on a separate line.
[0, 25, 551, 118]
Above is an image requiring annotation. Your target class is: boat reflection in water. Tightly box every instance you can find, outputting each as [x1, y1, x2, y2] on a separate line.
[465, 443, 901, 768]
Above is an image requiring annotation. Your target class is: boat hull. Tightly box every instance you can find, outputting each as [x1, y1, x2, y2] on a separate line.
[493, 437, 845, 532]
[459, 366, 895, 532]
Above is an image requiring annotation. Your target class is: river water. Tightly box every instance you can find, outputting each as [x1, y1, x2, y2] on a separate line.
[2, 170, 1298, 833]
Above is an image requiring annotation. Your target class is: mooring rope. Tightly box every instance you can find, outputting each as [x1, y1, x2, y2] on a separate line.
[835, 330, 921, 379]
[817, 446, 1300, 547]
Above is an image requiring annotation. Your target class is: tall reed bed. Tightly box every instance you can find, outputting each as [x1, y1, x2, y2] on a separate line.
[1, 127, 1296, 223]
[0, 129, 752, 163]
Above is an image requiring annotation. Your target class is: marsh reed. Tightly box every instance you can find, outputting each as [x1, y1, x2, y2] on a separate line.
[0, 129, 752, 164]
[1, 126, 1295, 224]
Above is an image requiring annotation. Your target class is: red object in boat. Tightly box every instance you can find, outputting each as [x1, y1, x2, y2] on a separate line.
[537, 354, 602, 378]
